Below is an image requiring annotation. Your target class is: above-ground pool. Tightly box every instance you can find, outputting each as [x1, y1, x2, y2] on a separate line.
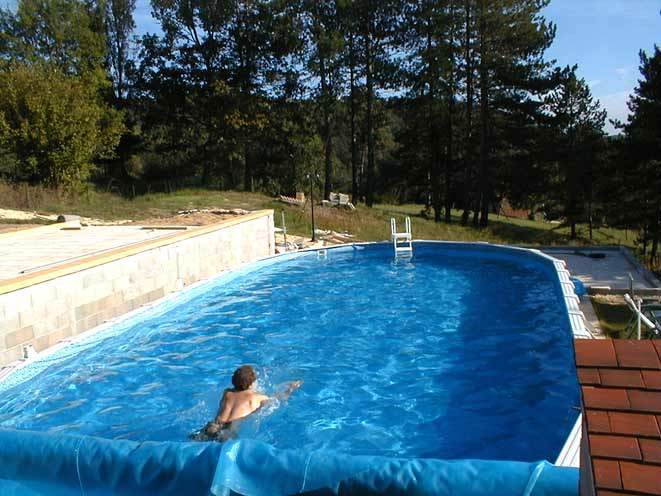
[0, 242, 580, 465]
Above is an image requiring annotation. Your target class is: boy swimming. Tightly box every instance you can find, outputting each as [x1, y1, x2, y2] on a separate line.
[193, 365, 302, 441]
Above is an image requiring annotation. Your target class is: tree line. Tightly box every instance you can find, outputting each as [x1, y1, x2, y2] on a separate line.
[0, 0, 659, 258]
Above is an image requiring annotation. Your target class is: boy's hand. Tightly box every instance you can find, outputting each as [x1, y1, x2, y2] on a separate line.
[288, 380, 303, 392]
[205, 422, 220, 435]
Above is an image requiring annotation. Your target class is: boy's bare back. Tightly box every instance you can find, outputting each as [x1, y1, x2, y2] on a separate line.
[216, 388, 269, 423]
[194, 365, 302, 441]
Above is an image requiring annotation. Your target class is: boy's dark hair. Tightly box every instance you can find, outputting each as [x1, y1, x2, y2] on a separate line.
[232, 365, 256, 391]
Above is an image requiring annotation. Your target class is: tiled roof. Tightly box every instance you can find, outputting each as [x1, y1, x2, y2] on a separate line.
[575, 339, 661, 496]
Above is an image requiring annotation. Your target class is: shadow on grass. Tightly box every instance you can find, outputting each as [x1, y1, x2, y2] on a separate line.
[374, 204, 572, 245]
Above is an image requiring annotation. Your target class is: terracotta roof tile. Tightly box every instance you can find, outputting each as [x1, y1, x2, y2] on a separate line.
[643, 370, 661, 390]
[654, 341, 661, 360]
[620, 461, 661, 495]
[608, 412, 660, 438]
[579, 368, 601, 385]
[599, 369, 645, 389]
[589, 435, 641, 460]
[576, 339, 618, 367]
[583, 386, 631, 410]
[628, 389, 661, 414]
[613, 340, 661, 369]
[639, 438, 661, 464]
[576, 340, 661, 496]
[587, 410, 611, 433]
[593, 459, 622, 490]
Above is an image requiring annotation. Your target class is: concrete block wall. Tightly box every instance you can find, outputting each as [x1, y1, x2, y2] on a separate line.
[0, 211, 274, 367]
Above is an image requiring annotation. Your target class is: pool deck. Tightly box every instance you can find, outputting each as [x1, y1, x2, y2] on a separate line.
[0, 211, 275, 366]
[541, 246, 660, 338]
[541, 247, 660, 290]
[0, 222, 187, 281]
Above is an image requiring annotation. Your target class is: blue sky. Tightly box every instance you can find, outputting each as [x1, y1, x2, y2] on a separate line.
[542, 0, 660, 133]
[3, 0, 660, 133]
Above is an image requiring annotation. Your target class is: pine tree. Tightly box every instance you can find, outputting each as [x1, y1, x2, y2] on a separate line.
[104, 0, 136, 103]
[401, 0, 461, 222]
[351, 0, 401, 207]
[302, 0, 344, 200]
[473, 0, 556, 227]
[621, 46, 661, 264]
[546, 66, 606, 239]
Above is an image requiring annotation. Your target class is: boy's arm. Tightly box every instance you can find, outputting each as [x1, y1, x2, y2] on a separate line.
[214, 389, 231, 424]
[270, 380, 303, 403]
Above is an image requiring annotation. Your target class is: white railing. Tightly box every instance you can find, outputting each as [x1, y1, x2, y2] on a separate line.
[390, 217, 412, 256]
[624, 293, 659, 339]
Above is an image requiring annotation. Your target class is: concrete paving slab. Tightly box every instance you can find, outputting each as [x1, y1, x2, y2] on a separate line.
[0, 225, 190, 281]
[542, 248, 657, 290]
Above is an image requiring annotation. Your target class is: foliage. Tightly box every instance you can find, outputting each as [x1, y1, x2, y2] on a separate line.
[0, 62, 123, 190]
[544, 65, 607, 238]
[105, 0, 136, 101]
[0, 0, 108, 86]
[616, 46, 661, 266]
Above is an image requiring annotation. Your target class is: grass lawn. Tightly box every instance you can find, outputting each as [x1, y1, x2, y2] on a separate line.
[0, 185, 637, 249]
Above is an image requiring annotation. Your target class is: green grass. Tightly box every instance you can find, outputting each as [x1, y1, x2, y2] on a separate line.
[0, 217, 55, 225]
[0, 184, 638, 249]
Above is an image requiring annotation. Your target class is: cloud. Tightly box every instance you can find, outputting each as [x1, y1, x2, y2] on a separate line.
[587, 80, 602, 89]
[615, 68, 630, 80]
[596, 91, 632, 134]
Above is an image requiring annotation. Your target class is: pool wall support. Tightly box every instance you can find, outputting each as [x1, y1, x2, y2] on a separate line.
[0, 210, 275, 367]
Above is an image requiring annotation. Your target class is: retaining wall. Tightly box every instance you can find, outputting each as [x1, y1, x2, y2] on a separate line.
[0, 211, 274, 367]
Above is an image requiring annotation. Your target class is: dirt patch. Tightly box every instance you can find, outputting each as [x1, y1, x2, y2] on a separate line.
[0, 208, 57, 222]
[136, 210, 247, 227]
[0, 206, 251, 228]
[0, 224, 42, 234]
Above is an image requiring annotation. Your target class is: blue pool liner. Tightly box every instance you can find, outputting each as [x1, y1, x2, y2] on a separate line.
[0, 429, 578, 496]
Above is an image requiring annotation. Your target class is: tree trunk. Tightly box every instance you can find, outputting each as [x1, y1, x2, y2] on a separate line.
[445, 0, 456, 224]
[349, 33, 359, 204]
[651, 206, 660, 266]
[323, 129, 333, 200]
[243, 143, 253, 192]
[427, 25, 442, 223]
[318, 39, 333, 200]
[365, 11, 376, 208]
[461, 0, 474, 226]
[567, 116, 577, 239]
[477, 0, 489, 228]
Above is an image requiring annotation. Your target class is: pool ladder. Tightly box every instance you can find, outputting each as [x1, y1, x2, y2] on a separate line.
[391, 217, 413, 257]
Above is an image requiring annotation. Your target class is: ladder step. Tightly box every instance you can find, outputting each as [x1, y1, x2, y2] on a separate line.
[391, 216, 413, 257]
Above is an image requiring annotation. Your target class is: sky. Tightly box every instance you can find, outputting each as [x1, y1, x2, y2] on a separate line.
[2, 0, 660, 134]
[542, 0, 660, 134]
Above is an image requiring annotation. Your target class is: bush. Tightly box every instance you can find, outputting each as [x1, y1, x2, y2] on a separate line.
[0, 63, 124, 191]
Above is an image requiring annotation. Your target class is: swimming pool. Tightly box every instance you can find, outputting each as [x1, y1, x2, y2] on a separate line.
[0, 242, 580, 464]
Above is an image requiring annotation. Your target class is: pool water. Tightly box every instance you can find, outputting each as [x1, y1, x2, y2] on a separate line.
[0, 243, 580, 462]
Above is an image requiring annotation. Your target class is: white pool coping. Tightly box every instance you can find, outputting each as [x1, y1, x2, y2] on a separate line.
[529, 248, 591, 468]
[0, 240, 588, 467]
